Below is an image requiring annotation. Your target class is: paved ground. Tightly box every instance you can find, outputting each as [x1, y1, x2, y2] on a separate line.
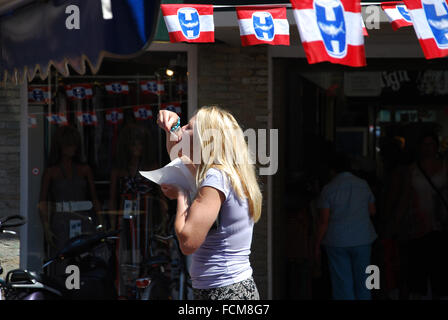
[0, 234, 20, 277]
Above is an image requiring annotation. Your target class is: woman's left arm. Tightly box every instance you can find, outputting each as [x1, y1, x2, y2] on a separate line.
[163, 185, 224, 255]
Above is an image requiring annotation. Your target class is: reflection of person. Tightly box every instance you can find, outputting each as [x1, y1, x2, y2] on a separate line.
[315, 153, 377, 300]
[108, 123, 164, 298]
[38, 126, 101, 274]
[109, 123, 160, 229]
[156, 106, 262, 300]
[396, 133, 448, 299]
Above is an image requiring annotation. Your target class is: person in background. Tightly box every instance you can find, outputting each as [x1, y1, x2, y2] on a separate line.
[315, 153, 377, 300]
[395, 132, 448, 299]
[38, 125, 101, 275]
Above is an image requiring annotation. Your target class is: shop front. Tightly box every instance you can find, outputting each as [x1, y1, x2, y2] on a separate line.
[4, 0, 448, 300]
[0, 0, 199, 300]
[269, 10, 448, 298]
[23, 43, 196, 299]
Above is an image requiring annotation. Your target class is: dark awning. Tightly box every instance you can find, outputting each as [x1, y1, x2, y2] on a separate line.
[0, 0, 161, 84]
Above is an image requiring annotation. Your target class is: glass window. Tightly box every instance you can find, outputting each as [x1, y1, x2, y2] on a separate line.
[26, 51, 188, 299]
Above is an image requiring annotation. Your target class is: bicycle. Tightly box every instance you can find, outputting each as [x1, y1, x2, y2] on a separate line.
[135, 214, 192, 300]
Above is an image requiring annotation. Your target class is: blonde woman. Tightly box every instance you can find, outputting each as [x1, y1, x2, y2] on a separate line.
[157, 106, 262, 300]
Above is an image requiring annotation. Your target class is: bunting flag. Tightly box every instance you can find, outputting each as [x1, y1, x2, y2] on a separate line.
[291, 0, 366, 67]
[76, 111, 98, 126]
[381, 1, 413, 30]
[133, 105, 153, 120]
[28, 86, 50, 103]
[161, 4, 215, 43]
[236, 7, 290, 46]
[404, 0, 448, 59]
[161, 102, 182, 117]
[105, 82, 130, 95]
[105, 108, 124, 125]
[46, 113, 68, 126]
[157, 80, 165, 95]
[65, 84, 94, 100]
[28, 114, 37, 128]
[140, 80, 164, 95]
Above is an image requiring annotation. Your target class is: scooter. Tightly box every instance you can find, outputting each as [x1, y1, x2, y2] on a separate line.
[0, 215, 120, 300]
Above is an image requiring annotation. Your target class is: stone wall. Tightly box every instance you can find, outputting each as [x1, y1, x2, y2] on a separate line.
[0, 83, 21, 276]
[197, 43, 270, 298]
[0, 84, 21, 219]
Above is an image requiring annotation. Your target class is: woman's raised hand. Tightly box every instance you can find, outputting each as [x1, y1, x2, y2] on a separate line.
[157, 110, 179, 133]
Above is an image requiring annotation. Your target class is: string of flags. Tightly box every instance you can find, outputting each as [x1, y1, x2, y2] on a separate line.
[28, 79, 188, 104]
[27, 78, 186, 128]
[27, 102, 183, 128]
[27, 81, 184, 128]
[161, 0, 448, 66]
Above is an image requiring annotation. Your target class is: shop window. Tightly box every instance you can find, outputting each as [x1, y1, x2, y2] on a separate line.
[26, 51, 188, 299]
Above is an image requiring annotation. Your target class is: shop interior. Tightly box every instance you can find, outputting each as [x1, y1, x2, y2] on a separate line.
[273, 58, 448, 299]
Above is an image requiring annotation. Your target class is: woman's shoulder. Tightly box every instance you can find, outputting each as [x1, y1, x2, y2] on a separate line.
[204, 167, 230, 183]
[201, 167, 231, 198]
[205, 167, 222, 176]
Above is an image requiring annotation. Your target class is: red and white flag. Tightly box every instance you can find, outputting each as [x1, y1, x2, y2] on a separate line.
[161, 4, 214, 43]
[105, 108, 124, 125]
[28, 86, 50, 103]
[140, 80, 164, 95]
[381, 1, 413, 30]
[361, 16, 368, 36]
[133, 105, 153, 120]
[236, 7, 290, 46]
[105, 82, 129, 95]
[156, 80, 165, 95]
[291, 0, 366, 67]
[65, 84, 93, 100]
[403, 0, 448, 59]
[46, 113, 68, 126]
[76, 111, 98, 126]
[161, 102, 182, 117]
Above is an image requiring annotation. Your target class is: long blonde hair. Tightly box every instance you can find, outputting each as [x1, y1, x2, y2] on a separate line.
[193, 106, 262, 223]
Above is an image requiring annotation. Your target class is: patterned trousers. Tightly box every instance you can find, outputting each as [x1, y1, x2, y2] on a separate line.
[193, 277, 260, 300]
